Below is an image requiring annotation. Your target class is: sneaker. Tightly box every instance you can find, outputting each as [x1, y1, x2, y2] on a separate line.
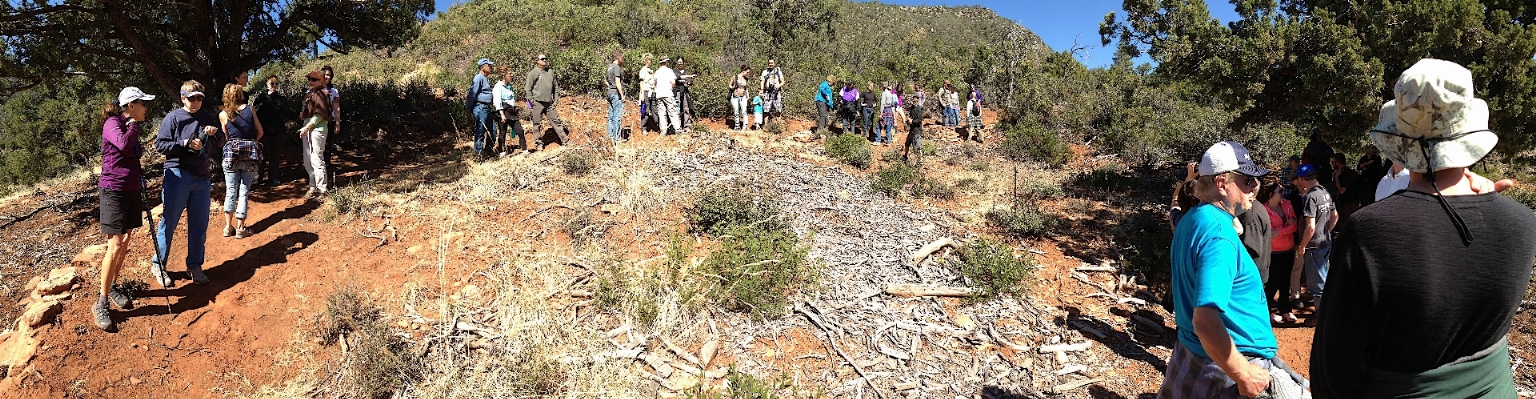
[521, 150, 532, 156]
[108, 285, 134, 309]
[499, 151, 508, 158]
[150, 262, 173, 288]
[223, 225, 235, 237]
[1271, 313, 1284, 324]
[303, 188, 317, 199]
[93, 296, 113, 331]
[188, 267, 209, 285]
[234, 226, 247, 239]
[1281, 313, 1298, 324]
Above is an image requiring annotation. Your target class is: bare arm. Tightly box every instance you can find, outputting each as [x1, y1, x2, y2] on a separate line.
[1327, 209, 1339, 234]
[1193, 307, 1271, 397]
[220, 111, 230, 136]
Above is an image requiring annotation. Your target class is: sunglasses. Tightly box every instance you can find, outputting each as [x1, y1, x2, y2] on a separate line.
[538, 57, 548, 61]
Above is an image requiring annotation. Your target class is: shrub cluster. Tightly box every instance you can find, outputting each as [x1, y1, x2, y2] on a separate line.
[985, 206, 1056, 238]
[823, 132, 871, 169]
[317, 288, 420, 399]
[871, 162, 955, 200]
[956, 238, 1037, 302]
[688, 187, 788, 236]
[688, 186, 813, 320]
[1000, 121, 1071, 167]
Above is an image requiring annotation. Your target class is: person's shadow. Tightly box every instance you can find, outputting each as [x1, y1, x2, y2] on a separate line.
[121, 231, 319, 322]
[242, 199, 320, 235]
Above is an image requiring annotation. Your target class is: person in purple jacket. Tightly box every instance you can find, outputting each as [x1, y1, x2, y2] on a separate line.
[153, 80, 219, 289]
[93, 87, 155, 331]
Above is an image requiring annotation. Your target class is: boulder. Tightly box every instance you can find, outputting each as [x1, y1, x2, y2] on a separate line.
[17, 300, 61, 329]
[32, 267, 79, 296]
[69, 244, 108, 268]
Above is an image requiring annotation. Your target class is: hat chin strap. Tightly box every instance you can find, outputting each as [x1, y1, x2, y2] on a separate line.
[1371, 129, 1487, 245]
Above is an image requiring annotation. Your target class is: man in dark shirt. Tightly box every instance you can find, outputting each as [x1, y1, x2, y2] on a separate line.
[1236, 198, 1272, 284]
[252, 75, 286, 185]
[1330, 154, 1360, 220]
[1312, 58, 1536, 397]
[1291, 164, 1335, 314]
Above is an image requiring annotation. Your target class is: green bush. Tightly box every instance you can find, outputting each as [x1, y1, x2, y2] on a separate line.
[1001, 122, 1070, 166]
[913, 176, 956, 200]
[1504, 184, 1536, 213]
[701, 224, 813, 320]
[762, 119, 786, 135]
[871, 162, 920, 198]
[689, 186, 788, 236]
[823, 133, 871, 169]
[985, 206, 1056, 238]
[957, 238, 1037, 302]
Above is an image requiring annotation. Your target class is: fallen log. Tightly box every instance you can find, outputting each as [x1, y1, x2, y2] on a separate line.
[909, 237, 957, 266]
[885, 283, 974, 298]
[1038, 341, 1092, 353]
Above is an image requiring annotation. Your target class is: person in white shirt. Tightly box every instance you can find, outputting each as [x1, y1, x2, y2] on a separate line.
[637, 53, 655, 134]
[652, 57, 680, 135]
[1374, 162, 1411, 202]
[492, 65, 525, 156]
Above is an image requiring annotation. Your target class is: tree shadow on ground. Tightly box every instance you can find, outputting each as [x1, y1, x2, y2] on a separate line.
[981, 385, 1045, 398]
[120, 231, 319, 323]
[1060, 305, 1172, 372]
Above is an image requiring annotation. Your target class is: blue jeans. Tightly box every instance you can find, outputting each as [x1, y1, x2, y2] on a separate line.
[223, 161, 257, 219]
[876, 116, 891, 144]
[607, 92, 625, 141]
[1304, 246, 1330, 307]
[157, 167, 211, 272]
[943, 107, 959, 126]
[472, 103, 495, 154]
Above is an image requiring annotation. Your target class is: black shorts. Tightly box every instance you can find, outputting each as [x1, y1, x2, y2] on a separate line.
[99, 188, 144, 235]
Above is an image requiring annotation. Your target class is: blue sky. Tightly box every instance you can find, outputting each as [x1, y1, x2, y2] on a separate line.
[428, 0, 1243, 68]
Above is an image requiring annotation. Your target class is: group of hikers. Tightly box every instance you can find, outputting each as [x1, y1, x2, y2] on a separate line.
[464, 51, 991, 159]
[1161, 59, 1535, 398]
[91, 67, 341, 331]
[82, 50, 1534, 398]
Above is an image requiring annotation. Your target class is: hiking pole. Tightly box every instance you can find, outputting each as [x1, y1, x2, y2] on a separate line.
[141, 174, 172, 316]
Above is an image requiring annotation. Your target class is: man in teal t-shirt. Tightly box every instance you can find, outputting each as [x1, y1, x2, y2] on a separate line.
[1159, 141, 1282, 398]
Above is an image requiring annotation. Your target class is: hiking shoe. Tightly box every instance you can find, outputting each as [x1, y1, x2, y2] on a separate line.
[108, 285, 134, 309]
[234, 226, 247, 239]
[93, 296, 113, 331]
[188, 267, 209, 285]
[223, 225, 235, 237]
[303, 188, 317, 199]
[150, 262, 173, 288]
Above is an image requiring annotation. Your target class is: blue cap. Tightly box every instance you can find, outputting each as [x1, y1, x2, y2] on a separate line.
[1295, 164, 1317, 178]
[477, 58, 494, 67]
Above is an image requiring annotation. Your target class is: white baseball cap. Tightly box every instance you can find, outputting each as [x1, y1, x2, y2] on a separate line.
[117, 86, 155, 106]
[1199, 141, 1270, 177]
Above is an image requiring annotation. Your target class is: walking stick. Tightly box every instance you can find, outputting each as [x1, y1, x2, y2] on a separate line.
[142, 174, 173, 314]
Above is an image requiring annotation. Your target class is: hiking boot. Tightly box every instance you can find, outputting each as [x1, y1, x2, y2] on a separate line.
[93, 295, 113, 331]
[234, 226, 247, 239]
[149, 262, 173, 288]
[108, 285, 134, 309]
[188, 267, 209, 285]
[223, 225, 235, 237]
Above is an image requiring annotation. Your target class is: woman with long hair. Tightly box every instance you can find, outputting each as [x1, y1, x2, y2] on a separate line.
[219, 83, 264, 238]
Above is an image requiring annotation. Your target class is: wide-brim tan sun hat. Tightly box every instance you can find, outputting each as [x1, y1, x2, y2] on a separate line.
[1369, 58, 1497, 173]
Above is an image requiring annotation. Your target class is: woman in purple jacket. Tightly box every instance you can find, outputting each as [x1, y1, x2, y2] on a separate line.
[93, 87, 154, 331]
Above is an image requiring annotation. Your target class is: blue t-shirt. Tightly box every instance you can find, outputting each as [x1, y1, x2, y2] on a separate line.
[1170, 203, 1278, 359]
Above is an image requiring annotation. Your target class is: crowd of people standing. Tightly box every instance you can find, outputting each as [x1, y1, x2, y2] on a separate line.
[1160, 58, 1535, 398]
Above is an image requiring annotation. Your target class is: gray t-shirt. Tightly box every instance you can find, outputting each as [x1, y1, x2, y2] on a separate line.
[1302, 185, 1336, 248]
[605, 63, 623, 95]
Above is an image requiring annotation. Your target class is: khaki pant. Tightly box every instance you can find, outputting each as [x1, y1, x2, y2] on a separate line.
[531, 100, 568, 147]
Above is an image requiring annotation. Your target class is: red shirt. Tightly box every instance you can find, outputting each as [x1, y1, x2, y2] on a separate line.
[1267, 200, 1297, 252]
